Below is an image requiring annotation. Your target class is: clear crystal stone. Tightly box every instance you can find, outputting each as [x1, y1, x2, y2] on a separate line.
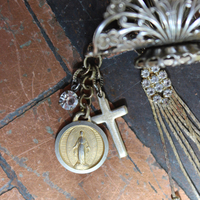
[151, 66, 160, 73]
[146, 87, 155, 96]
[163, 89, 172, 98]
[153, 95, 162, 104]
[162, 98, 169, 105]
[150, 75, 159, 83]
[59, 90, 78, 110]
[158, 70, 167, 79]
[163, 78, 171, 88]
[155, 83, 163, 93]
[141, 69, 150, 78]
[142, 79, 150, 88]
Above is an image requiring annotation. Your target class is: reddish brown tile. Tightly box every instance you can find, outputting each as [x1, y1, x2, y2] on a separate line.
[0, 167, 10, 188]
[28, 0, 82, 72]
[1, 188, 24, 200]
[0, 91, 189, 199]
[0, 0, 78, 119]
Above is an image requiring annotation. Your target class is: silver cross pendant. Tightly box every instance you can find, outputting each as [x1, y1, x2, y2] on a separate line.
[92, 92, 128, 158]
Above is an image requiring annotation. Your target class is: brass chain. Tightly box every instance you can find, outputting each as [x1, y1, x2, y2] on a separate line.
[71, 56, 103, 119]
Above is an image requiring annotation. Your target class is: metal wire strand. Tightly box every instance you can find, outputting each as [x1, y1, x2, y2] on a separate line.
[149, 99, 176, 198]
[160, 104, 200, 174]
[154, 102, 200, 199]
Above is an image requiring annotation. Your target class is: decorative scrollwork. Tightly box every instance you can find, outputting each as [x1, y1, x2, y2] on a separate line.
[92, 0, 200, 56]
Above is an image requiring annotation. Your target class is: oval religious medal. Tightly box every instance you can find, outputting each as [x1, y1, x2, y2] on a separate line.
[55, 121, 109, 174]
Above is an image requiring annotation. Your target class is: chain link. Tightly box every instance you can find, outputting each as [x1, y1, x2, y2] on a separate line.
[71, 56, 103, 119]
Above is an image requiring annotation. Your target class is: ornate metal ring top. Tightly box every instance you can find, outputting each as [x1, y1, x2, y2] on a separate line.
[92, 0, 200, 67]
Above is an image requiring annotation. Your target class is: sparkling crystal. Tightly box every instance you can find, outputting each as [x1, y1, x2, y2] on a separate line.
[150, 75, 159, 83]
[158, 70, 167, 79]
[151, 66, 160, 73]
[162, 98, 169, 105]
[59, 90, 78, 110]
[163, 78, 171, 88]
[146, 87, 155, 96]
[142, 79, 150, 88]
[163, 89, 173, 98]
[141, 69, 150, 78]
[153, 95, 162, 104]
[155, 83, 163, 93]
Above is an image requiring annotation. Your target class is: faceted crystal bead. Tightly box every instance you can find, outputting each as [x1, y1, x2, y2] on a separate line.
[142, 79, 150, 88]
[59, 90, 78, 110]
[150, 75, 159, 83]
[151, 66, 160, 73]
[158, 70, 167, 79]
[141, 69, 150, 78]
[162, 78, 171, 88]
[162, 98, 169, 105]
[146, 87, 155, 96]
[153, 95, 162, 104]
[163, 89, 172, 98]
[155, 83, 163, 93]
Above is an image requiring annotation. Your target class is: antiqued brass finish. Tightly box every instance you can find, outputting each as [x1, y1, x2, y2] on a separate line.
[92, 92, 128, 158]
[56, 57, 109, 174]
[55, 121, 108, 174]
[172, 197, 180, 200]
[71, 56, 103, 119]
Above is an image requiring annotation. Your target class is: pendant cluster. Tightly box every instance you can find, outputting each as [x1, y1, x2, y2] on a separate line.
[56, 56, 128, 174]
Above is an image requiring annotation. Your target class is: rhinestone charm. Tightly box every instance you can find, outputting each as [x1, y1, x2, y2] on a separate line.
[151, 75, 159, 83]
[158, 70, 167, 79]
[151, 66, 160, 73]
[162, 98, 169, 105]
[163, 78, 171, 88]
[142, 79, 150, 88]
[163, 89, 173, 98]
[59, 90, 78, 110]
[146, 87, 155, 96]
[141, 69, 150, 78]
[155, 83, 163, 93]
[153, 95, 162, 104]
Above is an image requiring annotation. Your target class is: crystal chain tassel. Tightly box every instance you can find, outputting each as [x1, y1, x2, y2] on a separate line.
[141, 66, 200, 199]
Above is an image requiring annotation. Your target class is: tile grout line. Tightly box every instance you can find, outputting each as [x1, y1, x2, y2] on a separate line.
[0, 0, 76, 129]
[0, 0, 133, 135]
[0, 77, 69, 129]
[23, 0, 72, 77]
[0, 153, 34, 199]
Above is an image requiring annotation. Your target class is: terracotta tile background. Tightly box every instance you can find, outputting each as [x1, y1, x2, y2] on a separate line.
[0, 0, 189, 199]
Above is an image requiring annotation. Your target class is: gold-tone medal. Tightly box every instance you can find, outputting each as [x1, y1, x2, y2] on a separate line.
[55, 115, 108, 174]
